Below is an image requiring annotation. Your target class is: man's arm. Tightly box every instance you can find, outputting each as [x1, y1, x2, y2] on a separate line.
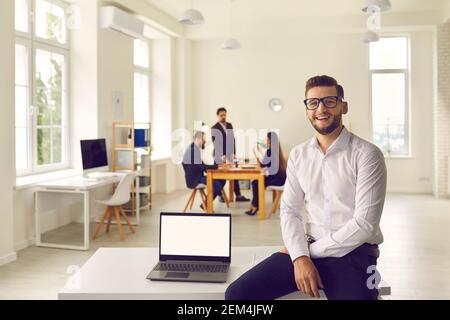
[280, 149, 310, 262]
[309, 149, 387, 259]
[280, 149, 323, 298]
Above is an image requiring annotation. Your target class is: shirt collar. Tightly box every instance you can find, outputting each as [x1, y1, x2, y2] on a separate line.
[309, 126, 351, 152]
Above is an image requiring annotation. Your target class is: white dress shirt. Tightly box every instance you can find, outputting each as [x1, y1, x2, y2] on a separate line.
[280, 127, 387, 261]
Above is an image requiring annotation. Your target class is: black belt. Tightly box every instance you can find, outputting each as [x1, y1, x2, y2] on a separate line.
[353, 243, 380, 258]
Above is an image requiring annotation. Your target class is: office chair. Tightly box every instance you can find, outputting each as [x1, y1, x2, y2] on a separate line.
[183, 185, 230, 213]
[93, 173, 136, 241]
[267, 185, 284, 219]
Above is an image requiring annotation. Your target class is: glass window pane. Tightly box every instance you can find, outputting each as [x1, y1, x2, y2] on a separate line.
[16, 44, 28, 86]
[134, 100, 150, 124]
[37, 128, 51, 166]
[35, 0, 67, 44]
[372, 73, 407, 155]
[134, 73, 149, 101]
[134, 39, 149, 68]
[36, 49, 65, 126]
[370, 37, 408, 70]
[36, 49, 52, 89]
[15, 0, 29, 33]
[16, 86, 28, 127]
[16, 128, 28, 171]
[52, 128, 62, 163]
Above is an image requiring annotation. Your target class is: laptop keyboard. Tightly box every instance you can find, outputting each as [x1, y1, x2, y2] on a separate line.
[157, 263, 228, 273]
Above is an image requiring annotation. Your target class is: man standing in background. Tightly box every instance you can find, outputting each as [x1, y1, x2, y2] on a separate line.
[211, 108, 250, 203]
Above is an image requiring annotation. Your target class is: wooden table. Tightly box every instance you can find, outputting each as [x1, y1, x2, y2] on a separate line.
[206, 165, 266, 220]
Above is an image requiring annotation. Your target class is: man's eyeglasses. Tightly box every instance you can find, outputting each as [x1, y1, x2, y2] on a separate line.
[304, 96, 342, 110]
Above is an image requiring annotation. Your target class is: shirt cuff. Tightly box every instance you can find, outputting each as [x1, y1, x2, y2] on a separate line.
[309, 234, 338, 259]
[288, 243, 310, 262]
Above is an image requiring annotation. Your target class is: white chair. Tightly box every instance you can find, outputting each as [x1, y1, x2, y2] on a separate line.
[93, 174, 136, 241]
[267, 185, 284, 219]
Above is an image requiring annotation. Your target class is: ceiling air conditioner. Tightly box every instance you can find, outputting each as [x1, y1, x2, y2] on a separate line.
[100, 6, 144, 39]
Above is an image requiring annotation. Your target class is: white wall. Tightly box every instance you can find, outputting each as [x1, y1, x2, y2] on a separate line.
[435, 21, 450, 197]
[70, 0, 99, 170]
[191, 29, 435, 193]
[98, 28, 134, 148]
[387, 30, 434, 193]
[0, 0, 17, 266]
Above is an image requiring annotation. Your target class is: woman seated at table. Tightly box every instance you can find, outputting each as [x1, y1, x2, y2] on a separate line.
[246, 132, 287, 216]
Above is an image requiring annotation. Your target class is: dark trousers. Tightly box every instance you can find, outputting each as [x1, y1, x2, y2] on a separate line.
[251, 177, 284, 208]
[225, 250, 379, 300]
[199, 177, 225, 200]
[234, 180, 242, 196]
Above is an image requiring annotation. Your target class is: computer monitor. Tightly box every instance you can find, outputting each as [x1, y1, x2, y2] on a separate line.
[80, 139, 108, 173]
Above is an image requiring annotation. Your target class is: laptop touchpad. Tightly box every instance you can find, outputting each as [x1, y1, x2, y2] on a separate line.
[165, 272, 189, 278]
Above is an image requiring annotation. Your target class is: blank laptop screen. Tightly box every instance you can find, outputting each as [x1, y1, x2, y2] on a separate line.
[160, 215, 231, 258]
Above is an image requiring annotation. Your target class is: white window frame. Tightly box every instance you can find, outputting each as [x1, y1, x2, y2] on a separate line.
[15, 39, 33, 176]
[15, 0, 70, 177]
[133, 39, 152, 126]
[369, 34, 411, 158]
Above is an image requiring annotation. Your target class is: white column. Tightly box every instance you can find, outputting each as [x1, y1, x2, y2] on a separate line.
[0, 0, 17, 266]
[435, 21, 450, 197]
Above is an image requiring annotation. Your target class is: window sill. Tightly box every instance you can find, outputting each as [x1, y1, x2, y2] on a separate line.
[15, 169, 80, 190]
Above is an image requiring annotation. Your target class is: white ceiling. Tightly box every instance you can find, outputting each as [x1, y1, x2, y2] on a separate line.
[144, 0, 450, 38]
[146, 0, 449, 21]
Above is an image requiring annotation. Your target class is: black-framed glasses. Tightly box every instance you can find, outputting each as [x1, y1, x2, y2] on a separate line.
[304, 96, 341, 110]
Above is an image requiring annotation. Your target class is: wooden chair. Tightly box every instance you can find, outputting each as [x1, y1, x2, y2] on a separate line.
[267, 185, 284, 219]
[183, 184, 230, 213]
[93, 174, 136, 241]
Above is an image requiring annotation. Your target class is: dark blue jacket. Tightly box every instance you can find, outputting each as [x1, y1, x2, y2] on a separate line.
[182, 143, 218, 189]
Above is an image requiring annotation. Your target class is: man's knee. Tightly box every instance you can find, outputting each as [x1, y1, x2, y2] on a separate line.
[225, 253, 293, 300]
[225, 275, 259, 300]
[225, 281, 245, 300]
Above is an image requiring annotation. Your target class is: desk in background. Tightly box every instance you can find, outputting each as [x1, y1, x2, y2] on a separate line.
[34, 174, 128, 251]
[206, 165, 266, 220]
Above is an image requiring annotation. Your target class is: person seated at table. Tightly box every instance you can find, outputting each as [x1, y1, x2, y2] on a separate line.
[245, 132, 287, 216]
[182, 131, 226, 210]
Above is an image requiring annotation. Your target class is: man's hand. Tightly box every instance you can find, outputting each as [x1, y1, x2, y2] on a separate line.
[279, 247, 289, 254]
[293, 256, 324, 298]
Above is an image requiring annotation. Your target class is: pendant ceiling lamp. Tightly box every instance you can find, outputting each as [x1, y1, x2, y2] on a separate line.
[222, 0, 241, 50]
[363, 31, 380, 43]
[179, 0, 205, 25]
[362, 0, 392, 12]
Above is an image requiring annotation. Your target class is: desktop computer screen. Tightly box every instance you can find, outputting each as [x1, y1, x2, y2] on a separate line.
[80, 139, 108, 170]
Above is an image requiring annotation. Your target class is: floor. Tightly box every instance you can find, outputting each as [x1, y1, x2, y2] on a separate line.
[0, 190, 449, 300]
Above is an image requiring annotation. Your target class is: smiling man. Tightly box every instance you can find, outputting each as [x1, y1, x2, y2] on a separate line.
[225, 75, 387, 300]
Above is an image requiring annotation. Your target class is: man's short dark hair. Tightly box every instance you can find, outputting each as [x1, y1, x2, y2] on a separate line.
[216, 107, 227, 115]
[305, 75, 340, 98]
[193, 130, 204, 140]
[337, 85, 345, 100]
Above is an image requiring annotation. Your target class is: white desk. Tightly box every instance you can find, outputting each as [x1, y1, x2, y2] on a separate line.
[35, 174, 126, 251]
[58, 246, 391, 300]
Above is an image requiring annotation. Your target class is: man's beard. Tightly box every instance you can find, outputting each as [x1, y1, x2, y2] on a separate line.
[310, 113, 342, 135]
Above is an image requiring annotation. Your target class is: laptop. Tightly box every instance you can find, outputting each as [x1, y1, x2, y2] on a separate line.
[147, 212, 232, 283]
